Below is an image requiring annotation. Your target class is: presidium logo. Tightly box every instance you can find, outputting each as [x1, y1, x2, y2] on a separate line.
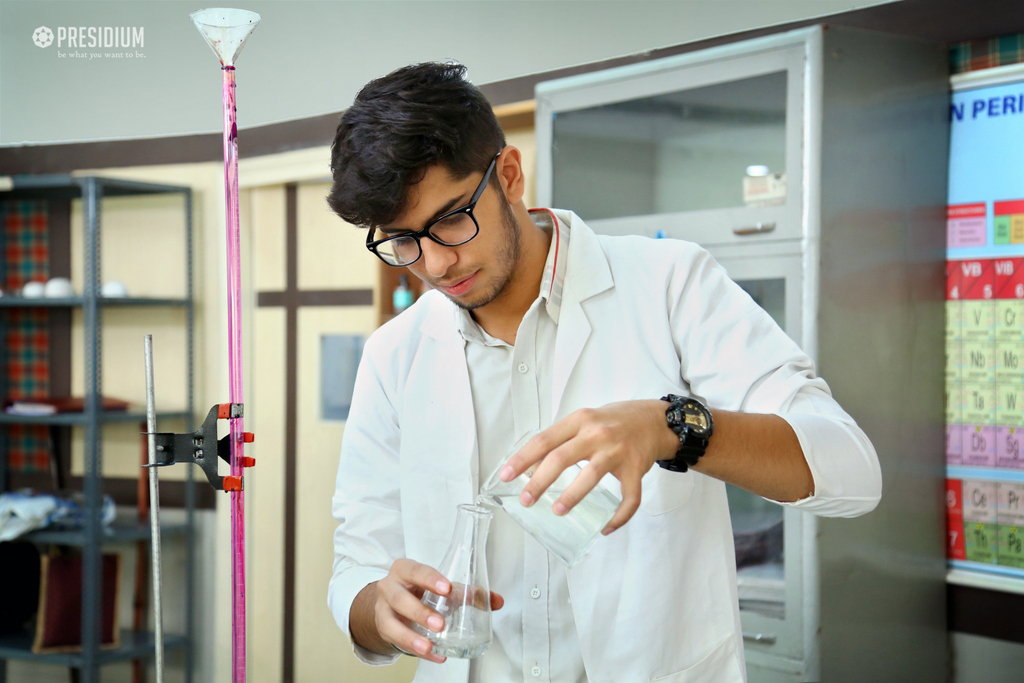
[32, 24, 145, 59]
[33, 26, 54, 48]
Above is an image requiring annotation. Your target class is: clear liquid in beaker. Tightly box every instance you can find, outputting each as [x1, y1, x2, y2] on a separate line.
[481, 484, 617, 567]
[478, 434, 621, 567]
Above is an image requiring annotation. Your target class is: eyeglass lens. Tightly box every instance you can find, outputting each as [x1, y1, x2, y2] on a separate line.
[376, 212, 478, 266]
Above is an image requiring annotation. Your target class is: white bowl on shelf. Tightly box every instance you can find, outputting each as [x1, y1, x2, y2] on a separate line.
[45, 277, 74, 298]
[22, 281, 45, 298]
[101, 281, 128, 298]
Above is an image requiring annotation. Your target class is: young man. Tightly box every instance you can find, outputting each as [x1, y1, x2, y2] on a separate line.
[327, 62, 881, 682]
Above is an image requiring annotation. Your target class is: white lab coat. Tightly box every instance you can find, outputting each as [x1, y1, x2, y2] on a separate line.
[329, 210, 881, 683]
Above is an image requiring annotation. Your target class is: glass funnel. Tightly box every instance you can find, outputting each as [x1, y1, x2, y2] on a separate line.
[412, 504, 493, 658]
[191, 8, 261, 66]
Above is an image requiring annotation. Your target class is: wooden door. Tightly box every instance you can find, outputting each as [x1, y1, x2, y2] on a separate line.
[248, 182, 416, 683]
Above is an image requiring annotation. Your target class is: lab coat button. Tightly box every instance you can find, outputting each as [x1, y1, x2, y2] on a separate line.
[530, 586, 541, 599]
[518, 363, 529, 374]
[531, 666, 542, 677]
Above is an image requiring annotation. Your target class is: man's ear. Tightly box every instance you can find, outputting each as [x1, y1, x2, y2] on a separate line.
[496, 146, 525, 205]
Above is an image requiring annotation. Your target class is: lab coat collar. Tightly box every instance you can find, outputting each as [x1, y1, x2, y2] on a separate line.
[548, 209, 614, 305]
[418, 292, 463, 343]
[547, 210, 614, 415]
[531, 207, 570, 324]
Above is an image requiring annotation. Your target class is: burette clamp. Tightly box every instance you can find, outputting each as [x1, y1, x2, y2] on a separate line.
[143, 402, 256, 491]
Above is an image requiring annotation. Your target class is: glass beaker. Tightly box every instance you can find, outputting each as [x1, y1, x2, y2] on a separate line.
[479, 435, 621, 567]
[411, 504, 493, 658]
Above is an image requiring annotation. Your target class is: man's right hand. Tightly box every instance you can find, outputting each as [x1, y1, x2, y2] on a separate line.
[349, 558, 504, 663]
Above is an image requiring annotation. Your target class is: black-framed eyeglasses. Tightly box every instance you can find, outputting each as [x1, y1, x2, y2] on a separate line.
[365, 150, 503, 267]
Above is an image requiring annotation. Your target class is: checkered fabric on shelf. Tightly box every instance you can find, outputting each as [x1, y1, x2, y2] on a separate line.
[1, 201, 51, 473]
[950, 33, 1024, 74]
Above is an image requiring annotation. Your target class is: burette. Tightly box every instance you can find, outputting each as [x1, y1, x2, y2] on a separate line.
[143, 9, 261, 683]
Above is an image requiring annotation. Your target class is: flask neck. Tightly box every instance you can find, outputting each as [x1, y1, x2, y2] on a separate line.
[438, 504, 492, 578]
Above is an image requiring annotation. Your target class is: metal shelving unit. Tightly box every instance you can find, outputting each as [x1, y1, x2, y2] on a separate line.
[0, 297, 190, 308]
[0, 631, 189, 668]
[0, 410, 192, 426]
[0, 175, 195, 683]
[22, 520, 191, 546]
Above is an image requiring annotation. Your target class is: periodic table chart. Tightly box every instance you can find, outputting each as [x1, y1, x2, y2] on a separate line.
[946, 67, 1024, 585]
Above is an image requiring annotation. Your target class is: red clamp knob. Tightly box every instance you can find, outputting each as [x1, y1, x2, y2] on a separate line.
[223, 476, 243, 491]
[241, 457, 256, 468]
[218, 403, 244, 419]
[243, 432, 255, 443]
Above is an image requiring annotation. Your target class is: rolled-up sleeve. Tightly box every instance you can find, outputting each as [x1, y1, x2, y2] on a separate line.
[777, 391, 882, 517]
[328, 334, 404, 665]
[670, 246, 882, 517]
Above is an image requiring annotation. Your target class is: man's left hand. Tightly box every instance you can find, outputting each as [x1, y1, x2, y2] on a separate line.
[498, 400, 677, 535]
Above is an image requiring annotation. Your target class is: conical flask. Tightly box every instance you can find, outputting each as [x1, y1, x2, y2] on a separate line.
[412, 504, 493, 658]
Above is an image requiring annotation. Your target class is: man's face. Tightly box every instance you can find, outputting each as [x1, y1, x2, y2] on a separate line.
[385, 161, 521, 311]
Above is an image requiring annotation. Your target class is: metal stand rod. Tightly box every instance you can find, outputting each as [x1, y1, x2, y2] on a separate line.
[144, 335, 165, 683]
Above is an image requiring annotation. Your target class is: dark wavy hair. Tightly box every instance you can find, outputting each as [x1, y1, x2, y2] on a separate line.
[327, 62, 506, 230]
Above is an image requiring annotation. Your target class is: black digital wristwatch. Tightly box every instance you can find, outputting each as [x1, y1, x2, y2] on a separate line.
[657, 394, 714, 472]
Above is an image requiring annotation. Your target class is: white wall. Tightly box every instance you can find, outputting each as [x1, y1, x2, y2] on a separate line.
[0, 0, 896, 145]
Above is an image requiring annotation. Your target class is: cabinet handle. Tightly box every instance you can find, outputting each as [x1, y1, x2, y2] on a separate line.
[733, 222, 776, 236]
[742, 631, 777, 644]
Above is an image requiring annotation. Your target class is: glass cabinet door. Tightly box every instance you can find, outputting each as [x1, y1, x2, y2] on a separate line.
[726, 483, 785, 618]
[536, 35, 809, 246]
[714, 250, 807, 663]
[728, 275, 788, 620]
[552, 71, 788, 219]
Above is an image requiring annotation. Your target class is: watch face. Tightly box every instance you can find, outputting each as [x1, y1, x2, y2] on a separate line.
[682, 403, 710, 435]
